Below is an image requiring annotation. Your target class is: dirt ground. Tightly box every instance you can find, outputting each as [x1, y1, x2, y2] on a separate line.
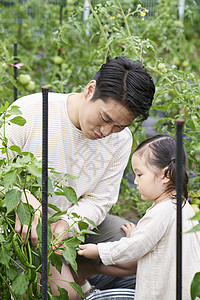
[121, 207, 140, 223]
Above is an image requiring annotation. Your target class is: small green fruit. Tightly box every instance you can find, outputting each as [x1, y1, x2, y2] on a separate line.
[173, 57, 181, 66]
[25, 80, 36, 91]
[66, 69, 72, 76]
[53, 56, 63, 65]
[18, 74, 31, 85]
[61, 63, 69, 70]
[158, 63, 166, 70]
[182, 60, 189, 68]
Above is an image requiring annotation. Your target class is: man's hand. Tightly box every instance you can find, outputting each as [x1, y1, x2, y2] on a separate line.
[51, 220, 69, 255]
[15, 191, 41, 247]
[77, 244, 99, 259]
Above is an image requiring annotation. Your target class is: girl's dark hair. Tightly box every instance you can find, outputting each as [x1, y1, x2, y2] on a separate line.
[134, 134, 188, 199]
[91, 57, 155, 122]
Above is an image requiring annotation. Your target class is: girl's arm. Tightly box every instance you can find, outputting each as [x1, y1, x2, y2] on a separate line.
[78, 222, 135, 259]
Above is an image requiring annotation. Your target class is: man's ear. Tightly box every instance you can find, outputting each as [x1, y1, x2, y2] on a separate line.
[162, 166, 170, 184]
[84, 80, 96, 100]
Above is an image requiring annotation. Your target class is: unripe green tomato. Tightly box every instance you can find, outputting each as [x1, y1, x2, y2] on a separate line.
[53, 56, 63, 65]
[61, 63, 69, 70]
[67, 0, 74, 4]
[158, 63, 166, 70]
[18, 74, 31, 85]
[66, 69, 72, 76]
[162, 68, 168, 73]
[67, 4, 75, 12]
[25, 80, 36, 91]
[173, 57, 181, 66]
[182, 60, 189, 67]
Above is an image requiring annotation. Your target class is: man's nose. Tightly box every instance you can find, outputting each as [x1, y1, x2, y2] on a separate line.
[100, 124, 114, 137]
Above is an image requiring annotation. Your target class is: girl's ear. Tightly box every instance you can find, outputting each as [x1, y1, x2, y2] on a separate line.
[162, 166, 170, 184]
[84, 80, 96, 100]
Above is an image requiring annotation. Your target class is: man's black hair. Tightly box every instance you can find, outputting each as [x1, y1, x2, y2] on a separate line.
[91, 56, 155, 121]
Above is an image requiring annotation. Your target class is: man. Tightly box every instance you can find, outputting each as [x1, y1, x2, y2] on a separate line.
[5, 57, 155, 298]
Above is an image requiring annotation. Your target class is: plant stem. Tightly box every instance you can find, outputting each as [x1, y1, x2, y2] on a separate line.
[87, 0, 107, 39]
[116, 0, 131, 37]
[0, 272, 18, 300]
[146, 65, 180, 97]
[10, 257, 26, 272]
[116, 0, 138, 56]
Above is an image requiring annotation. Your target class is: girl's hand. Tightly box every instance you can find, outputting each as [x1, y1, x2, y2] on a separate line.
[77, 244, 99, 259]
[121, 223, 135, 238]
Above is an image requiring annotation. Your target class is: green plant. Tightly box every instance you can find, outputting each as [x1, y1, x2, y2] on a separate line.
[0, 103, 96, 299]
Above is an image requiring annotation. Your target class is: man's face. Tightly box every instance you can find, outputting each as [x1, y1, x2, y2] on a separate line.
[78, 82, 136, 140]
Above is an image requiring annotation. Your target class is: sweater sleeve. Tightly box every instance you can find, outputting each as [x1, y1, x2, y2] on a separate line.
[62, 132, 132, 232]
[98, 202, 175, 265]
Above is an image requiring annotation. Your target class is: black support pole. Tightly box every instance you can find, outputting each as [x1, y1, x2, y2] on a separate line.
[42, 86, 49, 300]
[14, 42, 18, 101]
[176, 118, 185, 300]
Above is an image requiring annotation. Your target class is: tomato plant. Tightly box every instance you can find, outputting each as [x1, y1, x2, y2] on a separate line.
[0, 103, 95, 299]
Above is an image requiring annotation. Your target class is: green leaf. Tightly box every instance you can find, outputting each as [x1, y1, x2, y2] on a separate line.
[78, 221, 88, 231]
[62, 245, 77, 273]
[187, 223, 200, 233]
[3, 170, 17, 190]
[84, 217, 98, 229]
[80, 229, 98, 235]
[6, 265, 18, 280]
[17, 202, 33, 226]
[0, 243, 11, 268]
[51, 286, 69, 299]
[49, 252, 63, 274]
[12, 272, 29, 296]
[0, 233, 5, 243]
[193, 142, 200, 151]
[191, 272, 200, 300]
[190, 210, 200, 221]
[9, 145, 22, 153]
[10, 116, 26, 126]
[64, 237, 81, 248]
[63, 186, 78, 205]
[48, 204, 61, 212]
[68, 282, 85, 299]
[77, 235, 85, 243]
[36, 176, 54, 195]
[8, 105, 22, 115]
[64, 174, 79, 180]
[27, 164, 41, 177]
[5, 189, 21, 214]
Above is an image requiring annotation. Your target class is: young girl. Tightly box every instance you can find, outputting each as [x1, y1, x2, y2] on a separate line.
[78, 135, 200, 300]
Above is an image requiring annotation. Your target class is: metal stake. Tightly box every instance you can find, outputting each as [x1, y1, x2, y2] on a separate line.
[42, 86, 49, 299]
[176, 118, 185, 300]
[14, 42, 18, 101]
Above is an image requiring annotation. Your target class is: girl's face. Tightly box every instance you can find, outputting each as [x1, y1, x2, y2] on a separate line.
[131, 152, 168, 204]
